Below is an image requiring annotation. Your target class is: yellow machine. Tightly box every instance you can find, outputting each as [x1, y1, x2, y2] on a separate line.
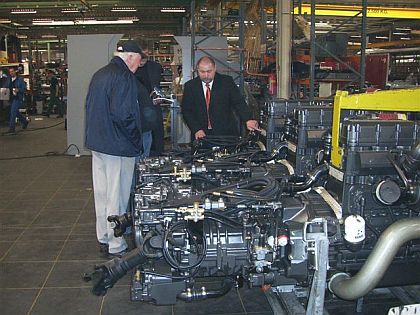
[331, 88, 420, 168]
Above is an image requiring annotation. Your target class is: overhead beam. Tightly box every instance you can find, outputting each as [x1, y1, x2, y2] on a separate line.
[349, 38, 420, 49]
[293, 4, 420, 19]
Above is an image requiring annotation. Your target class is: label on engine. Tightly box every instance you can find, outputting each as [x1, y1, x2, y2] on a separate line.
[388, 304, 420, 315]
[329, 165, 344, 182]
[287, 141, 297, 153]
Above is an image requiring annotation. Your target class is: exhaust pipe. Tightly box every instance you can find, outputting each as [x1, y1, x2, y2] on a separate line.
[328, 218, 420, 300]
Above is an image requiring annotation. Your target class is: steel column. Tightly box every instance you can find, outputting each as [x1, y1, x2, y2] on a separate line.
[360, 0, 367, 90]
[309, 0, 316, 100]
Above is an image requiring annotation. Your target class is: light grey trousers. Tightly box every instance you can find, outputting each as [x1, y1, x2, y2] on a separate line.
[91, 151, 135, 254]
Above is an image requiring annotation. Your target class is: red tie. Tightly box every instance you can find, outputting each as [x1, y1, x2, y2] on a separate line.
[205, 82, 212, 129]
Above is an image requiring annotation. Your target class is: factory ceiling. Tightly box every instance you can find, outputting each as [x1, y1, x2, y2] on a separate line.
[0, 1, 418, 47]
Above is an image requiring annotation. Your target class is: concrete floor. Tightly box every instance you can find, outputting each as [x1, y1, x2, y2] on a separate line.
[0, 116, 416, 315]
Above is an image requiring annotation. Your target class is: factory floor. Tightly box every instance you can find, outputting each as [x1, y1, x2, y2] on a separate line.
[0, 117, 417, 315]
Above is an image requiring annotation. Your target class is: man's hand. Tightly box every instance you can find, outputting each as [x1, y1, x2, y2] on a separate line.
[246, 120, 260, 132]
[195, 130, 206, 139]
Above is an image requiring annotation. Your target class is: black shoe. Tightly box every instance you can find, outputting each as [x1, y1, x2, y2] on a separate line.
[22, 120, 29, 129]
[4, 128, 16, 135]
[107, 249, 127, 259]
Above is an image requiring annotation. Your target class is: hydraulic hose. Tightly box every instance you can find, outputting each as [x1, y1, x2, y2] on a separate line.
[401, 141, 420, 176]
[328, 218, 420, 300]
[177, 278, 234, 302]
[284, 163, 329, 193]
[83, 247, 149, 296]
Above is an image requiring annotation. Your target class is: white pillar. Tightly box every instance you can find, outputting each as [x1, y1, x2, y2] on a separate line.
[276, 0, 292, 98]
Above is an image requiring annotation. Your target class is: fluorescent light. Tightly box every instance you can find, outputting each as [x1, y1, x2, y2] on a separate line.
[76, 19, 134, 25]
[350, 35, 361, 38]
[161, 7, 186, 13]
[32, 19, 74, 26]
[32, 19, 136, 26]
[160, 33, 174, 37]
[393, 32, 408, 35]
[17, 35, 28, 39]
[400, 37, 411, 40]
[376, 36, 388, 39]
[0, 19, 11, 23]
[11, 9, 37, 14]
[395, 27, 411, 31]
[41, 34, 57, 38]
[111, 7, 137, 12]
[61, 9, 80, 13]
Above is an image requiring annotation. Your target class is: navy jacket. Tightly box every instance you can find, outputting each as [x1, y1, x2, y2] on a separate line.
[181, 73, 252, 137]
[85, 57, 142, 157]
[9, 75, 26, 103]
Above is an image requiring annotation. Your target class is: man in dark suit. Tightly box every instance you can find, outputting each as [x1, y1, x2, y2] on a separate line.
[135, 42, 164, 156]
[181, 56, 259, 140]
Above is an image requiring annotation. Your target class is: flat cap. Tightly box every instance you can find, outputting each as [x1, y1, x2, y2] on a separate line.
[117, 40, 146, 57]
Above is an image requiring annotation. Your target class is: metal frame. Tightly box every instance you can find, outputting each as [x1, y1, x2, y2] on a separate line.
[293, 0, 369, 100]
[331, 88, 420, 168]
[189, 1, 246, 92]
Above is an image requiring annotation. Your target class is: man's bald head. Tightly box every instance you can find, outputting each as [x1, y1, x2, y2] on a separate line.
[196, 56, 216, 84]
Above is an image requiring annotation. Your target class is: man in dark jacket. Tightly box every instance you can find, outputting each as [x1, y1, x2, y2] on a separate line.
[181, 56, 259, 141]
[6, 67, 28, 134]
[85, 40, 144, 257]
[135, 42, 164, 156]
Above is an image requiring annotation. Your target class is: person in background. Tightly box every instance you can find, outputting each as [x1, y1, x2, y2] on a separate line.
[85, 40, 144, 258]
[181, 56, 259, 141]
[6, 67, 27, 134]
[46, 70, 64, 117]
[135, 40, 164, 156]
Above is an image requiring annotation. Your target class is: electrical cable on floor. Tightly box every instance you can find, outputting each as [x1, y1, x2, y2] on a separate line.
[25, 120, 65, 131]
[0, 143, 82, 160]
[0, 120, 65, 136]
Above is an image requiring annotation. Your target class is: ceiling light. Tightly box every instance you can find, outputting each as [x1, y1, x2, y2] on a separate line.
[393, 32, 409, 35]
[160, 33, 174, 37]
[395, 27, 411, 31]
[32, 19, 74, 26]
[400, 37, 411, 40]
[61, 9, 80, 13]
[161, 7, 186, 13]
[75, 19, 135, 25]
[32, 19, 137, 26]
[11, 9, 37, 14]
[376, 36, 388, 39]
[0, 19, 11, 23]
[42, 35, 57, 38]
[17, 35, 28, 39]
[111, 7, 137, 12]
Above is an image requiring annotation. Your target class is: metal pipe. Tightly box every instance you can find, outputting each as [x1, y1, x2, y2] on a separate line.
[329, 218, 420, 300]
[360, 0, 367, 90]
[309, 0, 316, 100]
[190, 0, 196, 79]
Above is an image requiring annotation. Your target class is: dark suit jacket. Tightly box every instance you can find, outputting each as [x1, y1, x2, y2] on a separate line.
[135, 60, 163, 93]
[181, 73, 252, 137]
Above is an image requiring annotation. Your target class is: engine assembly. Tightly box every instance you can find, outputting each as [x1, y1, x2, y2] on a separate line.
[84, 89, 420, 313]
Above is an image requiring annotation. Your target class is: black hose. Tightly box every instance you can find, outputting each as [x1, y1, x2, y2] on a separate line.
[283, 163, 329, 193]
[401, 141, 420, 176]
[177, 278, 235, 302]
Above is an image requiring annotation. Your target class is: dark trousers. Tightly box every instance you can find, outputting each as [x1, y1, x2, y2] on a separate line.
[150, 106, 164, 156]
[9, 99, 26, 130]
